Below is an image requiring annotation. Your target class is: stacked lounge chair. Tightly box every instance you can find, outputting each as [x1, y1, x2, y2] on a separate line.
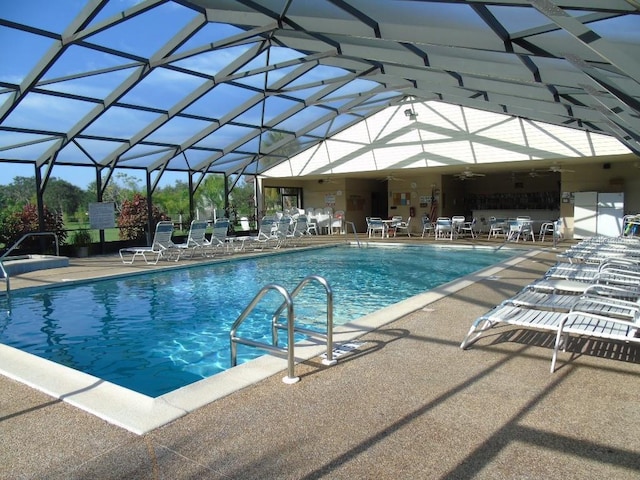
[461, 235, 640, 372]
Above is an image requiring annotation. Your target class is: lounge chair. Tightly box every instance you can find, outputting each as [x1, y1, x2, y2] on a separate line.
[460, 296, 639, 370]
[209, 218, 232, 253]
[174, 220, 210, 258]
[550, 304, 640, 372]
[290, 215, 314, 242]
[508, 287, 639, 317]
[529, 274, 640, 295]
[250, 218, 280, 250]
[119, 221, 180, 264]
[546, 266, 640, 282]
[460, 301, 566, 350]
[274, 217, 293, 247]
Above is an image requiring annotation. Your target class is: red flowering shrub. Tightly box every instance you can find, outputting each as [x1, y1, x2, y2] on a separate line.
[0, 203, 66, 252]
[117, 193, 168, 241]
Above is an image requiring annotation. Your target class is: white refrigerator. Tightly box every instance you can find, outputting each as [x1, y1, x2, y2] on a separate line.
[597, 192, 625, 236]
[573, 192, 624, 239]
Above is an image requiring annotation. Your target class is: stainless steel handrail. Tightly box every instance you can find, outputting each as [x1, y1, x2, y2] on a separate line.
[271, 275, 336, 366]
[0, 232, 60, 298]
[229, 284, 299, 384]
[1, 232, 60, 260]
[345, 221, 361, 247]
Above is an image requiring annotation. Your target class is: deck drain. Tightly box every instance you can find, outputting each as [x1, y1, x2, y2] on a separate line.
[321, 341, 365, 360]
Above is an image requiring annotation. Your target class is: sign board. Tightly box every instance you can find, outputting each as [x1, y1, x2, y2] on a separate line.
[89, 202, 116, 229]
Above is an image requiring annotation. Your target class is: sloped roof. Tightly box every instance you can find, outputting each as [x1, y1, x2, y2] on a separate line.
[1, 0, 638, 186]
[263, 100, 632, 179]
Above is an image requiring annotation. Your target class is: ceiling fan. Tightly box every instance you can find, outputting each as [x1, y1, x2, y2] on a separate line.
[548, 164, 574, 173]
[379, 174, 405, 182]
[454, 168, 485, 180]
[318, 177, 338, 184]
[527, 169, 548, 178]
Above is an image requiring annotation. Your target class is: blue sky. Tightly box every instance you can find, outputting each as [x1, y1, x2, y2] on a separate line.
[2, 1, 639, 191]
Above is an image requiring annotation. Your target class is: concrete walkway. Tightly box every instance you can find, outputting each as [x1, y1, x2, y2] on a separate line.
[1, 238, 639, 479]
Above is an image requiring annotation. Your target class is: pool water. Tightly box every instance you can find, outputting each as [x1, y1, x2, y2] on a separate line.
[1, 245, 514, 396]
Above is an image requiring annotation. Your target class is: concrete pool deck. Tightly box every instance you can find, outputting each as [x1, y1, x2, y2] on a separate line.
[1, 236, 639, 479]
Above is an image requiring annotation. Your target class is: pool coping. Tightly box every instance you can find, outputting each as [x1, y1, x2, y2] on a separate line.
[0, 247, 541, 434]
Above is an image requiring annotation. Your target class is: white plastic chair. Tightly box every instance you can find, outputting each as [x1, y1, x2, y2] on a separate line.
[487, 217, 506, 239]
[421, 216, 433, 238]
[434, 217, 453, 240]
[459, 218, 477, 238]
[330, 211, 345, 234]
[452, 215, 465, 236]
[366, 217, 385, 238]
[395, 216, 412, 237]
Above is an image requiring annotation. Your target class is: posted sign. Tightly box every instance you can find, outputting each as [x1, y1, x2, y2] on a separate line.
[89, 202, 116, 229]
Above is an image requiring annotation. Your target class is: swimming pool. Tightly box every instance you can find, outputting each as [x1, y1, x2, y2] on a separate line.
[1, 244, 515, 397]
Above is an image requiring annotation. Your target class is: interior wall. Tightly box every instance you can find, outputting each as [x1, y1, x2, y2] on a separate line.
[261, 157, 639, 236]
[559, 160, 639, 238]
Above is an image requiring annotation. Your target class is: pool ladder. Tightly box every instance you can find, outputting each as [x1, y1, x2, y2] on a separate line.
[229, 275, 336, 384]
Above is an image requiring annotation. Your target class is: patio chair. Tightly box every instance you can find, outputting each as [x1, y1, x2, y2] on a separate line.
[539, 221, 555, 242]
[434, 217, 454, 240]
[452, 215, 465, 235]
[330, 211, 345, 234]
[119, 221, 180, 264]
[394, 216, 412, 237]
[421, 216, 433, 238]
[366, 217, 385, 238]
[487, 217, 506, 239]
[459, 218, 477, 238]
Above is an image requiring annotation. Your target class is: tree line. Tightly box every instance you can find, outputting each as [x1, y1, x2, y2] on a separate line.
[0, 172, 255, 248]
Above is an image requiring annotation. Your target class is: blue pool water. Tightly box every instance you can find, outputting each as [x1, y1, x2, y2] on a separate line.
[1, 245, 514, 396]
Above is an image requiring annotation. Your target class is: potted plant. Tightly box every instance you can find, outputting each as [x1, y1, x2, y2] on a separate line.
[70, 229, 92, 258]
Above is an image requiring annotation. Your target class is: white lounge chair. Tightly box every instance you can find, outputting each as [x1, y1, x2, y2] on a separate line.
[460, 301, 565, 350]
[250, 218, 280, 250]
[551, 305, 640, 372]
[209, 218, 232, 253]
[290, 215, 314, 241]
[508, 287, 639, 317]
[174, 220, 210, 258]
[119, 221, 180, 264]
